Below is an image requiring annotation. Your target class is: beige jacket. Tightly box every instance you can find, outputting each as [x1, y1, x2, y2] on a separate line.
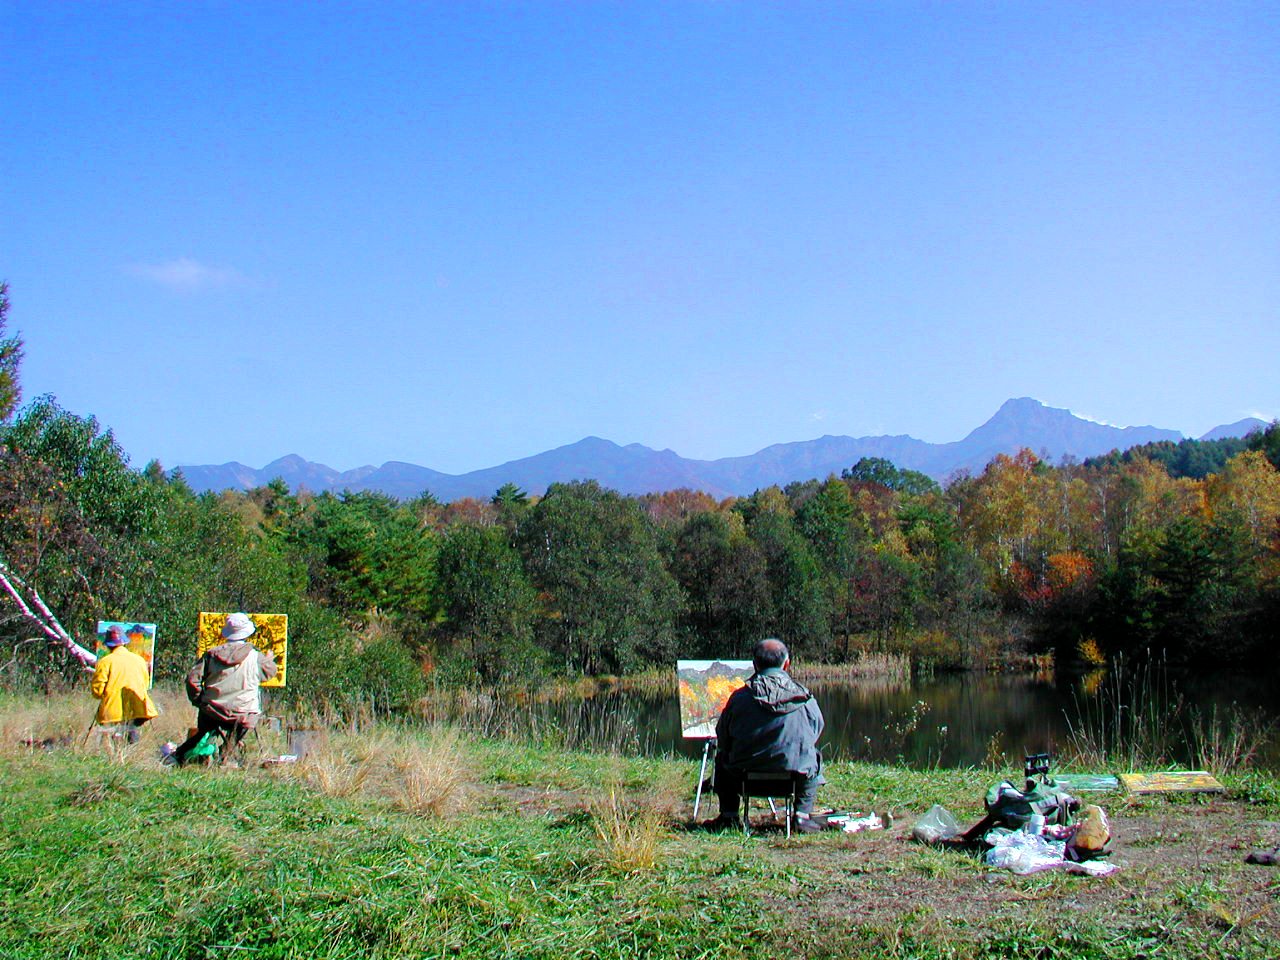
[186, 640, 277, 724]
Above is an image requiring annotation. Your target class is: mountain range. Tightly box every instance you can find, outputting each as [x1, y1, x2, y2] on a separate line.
[176, 398, 1267, 501]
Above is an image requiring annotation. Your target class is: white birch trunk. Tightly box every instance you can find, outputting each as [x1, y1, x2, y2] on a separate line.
[0, 558, 98, 669]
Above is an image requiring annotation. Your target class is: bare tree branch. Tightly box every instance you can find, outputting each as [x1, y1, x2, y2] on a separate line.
[0, 557, 97, 669]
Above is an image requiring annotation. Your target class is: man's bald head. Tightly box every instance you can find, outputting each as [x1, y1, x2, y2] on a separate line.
[752, 638, 789, 671]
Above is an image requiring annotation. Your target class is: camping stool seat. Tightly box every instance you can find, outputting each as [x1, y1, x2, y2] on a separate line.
[209, 721, 260, 767]
[741, 771, 802, 838]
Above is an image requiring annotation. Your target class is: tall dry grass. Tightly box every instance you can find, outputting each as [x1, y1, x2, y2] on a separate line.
[795, 652, 911, 683]
[590, 787, 666, 873]
[389, 729, 471, 816]
[0, 688, 204, 762]
[272, 725, 473, 817]
[0, 691, 87, 752]
[0, 688, 473, 817]
[293, 749, 373, 798]
[1189, 704, 1276, 777]
[417, 684, 653, 754]
[1063, 660, 1185, 771]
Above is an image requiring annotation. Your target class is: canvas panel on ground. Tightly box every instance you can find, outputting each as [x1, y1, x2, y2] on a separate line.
[676, 659, 752, 739]
[196, 612, 288, 688]
[95, 621, 157, 688]
[1119, 771, 1225, 794]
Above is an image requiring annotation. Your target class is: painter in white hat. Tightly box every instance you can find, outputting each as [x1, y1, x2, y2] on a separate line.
[169, 612, 277, 766]
[220, 611, 257, 642]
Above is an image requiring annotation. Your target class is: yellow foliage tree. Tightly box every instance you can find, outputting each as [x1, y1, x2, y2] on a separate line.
[1205, 451, 1280, 548]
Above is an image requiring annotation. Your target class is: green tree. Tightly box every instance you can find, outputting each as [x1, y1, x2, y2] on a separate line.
[735, 488, 831, 657]
[435, 523, 541, 683]
[669, 510, 770, 657]
[1086, 436, 1251, 479]
[1092, 510, 1263, 666]
[491, 482, 531, 535]
[298, 490, 438, 628]
[1247, 420, 1280, 471]
[518, 481, 680, 674]
[0, 399, 309, 681]
[795, 476, 872, 656]
[0, 282, 23, 421]
[491, 482, 529, 511]
[843, 457, 940, 496]
[0, 400, 168, 658]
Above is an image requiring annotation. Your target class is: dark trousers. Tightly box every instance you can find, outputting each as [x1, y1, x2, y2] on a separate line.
[715, 764, 821, 817]
[173, 709, 250, 766]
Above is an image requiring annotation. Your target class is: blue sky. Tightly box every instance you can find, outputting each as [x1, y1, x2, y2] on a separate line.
[4, 2, 1277, 474]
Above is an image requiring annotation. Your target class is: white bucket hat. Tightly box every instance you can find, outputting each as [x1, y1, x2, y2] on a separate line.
[221, 612, 257, 641]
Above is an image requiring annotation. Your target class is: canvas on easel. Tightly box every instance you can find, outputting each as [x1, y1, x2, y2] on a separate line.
[95, 621, 157, 688]
[676, 659, 752, 819]
[677, 659, 752, 738]
[196, 612, 288, 687]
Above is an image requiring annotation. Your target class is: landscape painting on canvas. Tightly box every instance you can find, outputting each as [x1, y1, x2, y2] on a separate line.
[95, 621, 157, 687]
[676, 660, 753, 739]
[196, 612, 289, 688]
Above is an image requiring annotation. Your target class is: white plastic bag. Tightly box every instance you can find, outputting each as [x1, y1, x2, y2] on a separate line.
[984, 831, 1065, 875]
[912, 804, 960, 843]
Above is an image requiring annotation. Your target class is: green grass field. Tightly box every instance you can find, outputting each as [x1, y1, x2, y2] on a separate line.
[2, 695, 1278, 959]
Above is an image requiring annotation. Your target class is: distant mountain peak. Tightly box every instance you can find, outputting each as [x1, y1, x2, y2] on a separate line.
[1200, 417, 1267, 441]
[997, 396, 1047, 412]
[568, 436, 620, 450]
[985, 397, 1085, 425]
[262, 453, 314, 470]
[175, 399, 1265, 500]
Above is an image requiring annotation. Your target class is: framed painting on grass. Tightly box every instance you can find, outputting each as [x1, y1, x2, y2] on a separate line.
[95, 621, 158, 687]
[196, 612, 288, 688]
[676, 660, 752, 739]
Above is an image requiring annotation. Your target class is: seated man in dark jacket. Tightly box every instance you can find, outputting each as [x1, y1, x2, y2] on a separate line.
[711, 638, 825, 832]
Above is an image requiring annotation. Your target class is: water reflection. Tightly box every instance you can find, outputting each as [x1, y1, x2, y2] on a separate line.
[815, 673, 1077, 767]
[448, 669, 1279, 770]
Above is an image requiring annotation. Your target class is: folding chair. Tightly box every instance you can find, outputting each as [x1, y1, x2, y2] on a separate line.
[215, 721, 263, 766]
[183, 721, 256, 767]
[741, 771, 801, 838]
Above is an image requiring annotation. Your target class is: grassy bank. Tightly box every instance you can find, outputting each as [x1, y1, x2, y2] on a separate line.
[2, 695, 1279, 959]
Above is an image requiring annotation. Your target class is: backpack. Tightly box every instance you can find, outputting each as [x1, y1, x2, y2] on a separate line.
[984, 778, 1074, 829]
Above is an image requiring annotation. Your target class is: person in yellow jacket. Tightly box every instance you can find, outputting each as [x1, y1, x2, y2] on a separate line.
[90, 625, 159, 744]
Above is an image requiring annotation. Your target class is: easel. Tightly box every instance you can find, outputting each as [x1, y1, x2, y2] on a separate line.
[676, 658, 756, 820]
[82, 719, 137, 761]
[693, 738, 716, 820]
[692, 739, 784, 823]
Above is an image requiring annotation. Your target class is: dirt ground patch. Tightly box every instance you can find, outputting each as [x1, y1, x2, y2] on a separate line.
[736, 798, 1280, 949]
[481, 773, 1280, 953]
[488, 781, 593, 817]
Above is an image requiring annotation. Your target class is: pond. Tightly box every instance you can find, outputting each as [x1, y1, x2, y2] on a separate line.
[486, 668, 1280, 771]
